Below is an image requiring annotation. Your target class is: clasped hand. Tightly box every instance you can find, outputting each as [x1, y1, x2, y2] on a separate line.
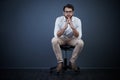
[67, 17, 72, 24]
[66, 17, 75, 30]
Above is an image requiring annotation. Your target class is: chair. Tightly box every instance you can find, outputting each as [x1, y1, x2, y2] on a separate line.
[50, 45, 80, 73]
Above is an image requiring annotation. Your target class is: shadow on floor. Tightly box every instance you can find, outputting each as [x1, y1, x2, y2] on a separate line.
[0, 69, 119, 80]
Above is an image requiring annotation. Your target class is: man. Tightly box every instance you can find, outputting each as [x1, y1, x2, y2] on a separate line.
[51, 4, 84, 72]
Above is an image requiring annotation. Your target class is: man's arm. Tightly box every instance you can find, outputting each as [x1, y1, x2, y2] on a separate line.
[57, 22, 68, 37]
[69, 22, 79, 37]
[68, 17, 79, 38]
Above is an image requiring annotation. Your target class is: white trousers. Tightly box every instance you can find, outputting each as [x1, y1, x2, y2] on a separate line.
[51, 37, 84, 63]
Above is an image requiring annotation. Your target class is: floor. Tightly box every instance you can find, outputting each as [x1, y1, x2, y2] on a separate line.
[0, 69, 119, 80]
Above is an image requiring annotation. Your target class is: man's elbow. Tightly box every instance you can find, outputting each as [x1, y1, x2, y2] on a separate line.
[57, 33, 61, 37]
[74, 33, 79, 38]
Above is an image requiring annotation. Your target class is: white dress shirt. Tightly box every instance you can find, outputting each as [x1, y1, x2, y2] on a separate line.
[54, 16, 82, 39]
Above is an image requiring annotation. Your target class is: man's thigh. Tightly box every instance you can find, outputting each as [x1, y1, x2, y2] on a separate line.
[67, 38, 84, 46]
[52, 37, 66, 45]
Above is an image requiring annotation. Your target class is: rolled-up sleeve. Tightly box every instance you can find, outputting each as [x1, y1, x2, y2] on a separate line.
[54, 17, 60, 38]
[76, 19, 82, 39]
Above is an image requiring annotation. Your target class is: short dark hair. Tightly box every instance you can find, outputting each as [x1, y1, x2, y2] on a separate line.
[63, 4, 74, 11]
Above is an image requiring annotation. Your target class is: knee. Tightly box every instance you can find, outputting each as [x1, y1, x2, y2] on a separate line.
[77, 39, 84, 47]
[51, 37, 58, 44]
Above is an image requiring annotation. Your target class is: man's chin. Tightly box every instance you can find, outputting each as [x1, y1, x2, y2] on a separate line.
[65, 16, 72, 19]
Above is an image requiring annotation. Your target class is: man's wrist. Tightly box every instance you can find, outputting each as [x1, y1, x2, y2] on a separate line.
[71, 27, 76, 30]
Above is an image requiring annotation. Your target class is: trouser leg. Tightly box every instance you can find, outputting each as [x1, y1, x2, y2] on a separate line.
[51, 37, 65, 63]
[68, 39, 84, 63]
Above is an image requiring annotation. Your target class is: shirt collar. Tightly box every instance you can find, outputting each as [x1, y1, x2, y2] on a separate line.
[63, 16, 74, 22]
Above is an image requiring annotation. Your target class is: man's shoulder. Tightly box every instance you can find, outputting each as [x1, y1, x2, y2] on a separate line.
[55, 16, 65, 22]
[72, 16, 80, 20]
[56, 16, 64, 20]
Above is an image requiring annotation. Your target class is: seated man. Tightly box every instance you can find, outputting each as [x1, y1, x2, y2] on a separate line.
[51, 4, 84, 72]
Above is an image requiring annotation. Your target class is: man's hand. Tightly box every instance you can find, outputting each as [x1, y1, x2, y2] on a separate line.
[67, 17, 74, 29]
[67, 17, 71, 24]
[67, 17, 79, 38]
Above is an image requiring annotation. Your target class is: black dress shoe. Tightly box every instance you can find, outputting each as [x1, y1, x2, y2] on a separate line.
[56, 62, 63, 73]
[69, 62, 80, 72]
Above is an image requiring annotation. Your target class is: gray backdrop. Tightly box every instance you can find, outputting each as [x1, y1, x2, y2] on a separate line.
[0, 0, 120, 69]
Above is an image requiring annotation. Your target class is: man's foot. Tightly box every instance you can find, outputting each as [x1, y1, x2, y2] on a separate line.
[56, 62, 63, 73]
[69, 62, 79, 72]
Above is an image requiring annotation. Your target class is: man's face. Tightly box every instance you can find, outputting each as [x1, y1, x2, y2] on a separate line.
[63, 7, 73, 19]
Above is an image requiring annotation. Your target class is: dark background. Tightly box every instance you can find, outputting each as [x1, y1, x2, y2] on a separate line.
[0, 0, 120, 69]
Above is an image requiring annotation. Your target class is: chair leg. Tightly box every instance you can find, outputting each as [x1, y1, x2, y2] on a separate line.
[64, 58, 67, 67]
[63, 58, 71, 71]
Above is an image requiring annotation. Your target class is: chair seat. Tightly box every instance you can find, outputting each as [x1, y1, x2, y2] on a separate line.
[60, 45, 75, 50]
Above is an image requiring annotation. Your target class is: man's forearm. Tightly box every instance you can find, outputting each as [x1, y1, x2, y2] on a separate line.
[72, 28, 79, 37]
[70, 23, 79, 37]
[57, 23, 68, 37]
